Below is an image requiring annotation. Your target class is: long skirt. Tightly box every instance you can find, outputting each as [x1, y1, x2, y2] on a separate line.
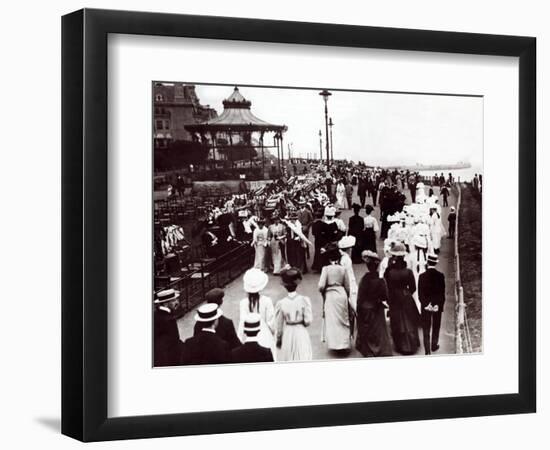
[312, 242, 324, 272]
[324, 286, 351, 350]
[363, 228, 377, 252]
[279, 324, 312, 361]
[270, 240, 285, 274]
[287, 239, 306, 272]
[253, 244, 267, 271]
[335, 192, 349, 210]
[350, 237, 364, 264]
[356, 305, 393, 357]
[388, 295, 420, 355]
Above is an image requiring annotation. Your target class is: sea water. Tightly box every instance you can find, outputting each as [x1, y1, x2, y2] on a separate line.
[418, 166, 482, 183]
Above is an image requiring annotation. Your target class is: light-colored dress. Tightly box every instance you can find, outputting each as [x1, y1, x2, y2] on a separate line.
[318, 263, 351, 350]
[335, 183, 349, 209]
[339, 251, 358, 312]
[238, 295, 276, 360]
[275, 292, 313, 361]
[430, 212, 446, 251]
[252, 227, 269, 271]
[268, 223, 287, 274]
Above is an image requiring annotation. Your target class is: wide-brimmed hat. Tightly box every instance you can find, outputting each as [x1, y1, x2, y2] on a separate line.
[365, 204, 374, 213]
[243, 268, 269, 293]
[324, 205, 336, 217]
[389, 242, 407, 256]
[450, 206, 456, 212]
[194, 303, 223, 322]
[427, 254, 439, 265]
[361, 250, 380, 262]
[154, 289, 180, 304]
[338, 235, 356, 249]
[243, 313, 262, 333]
[204, 287, 225, 305]
[237, 210, 249, 218]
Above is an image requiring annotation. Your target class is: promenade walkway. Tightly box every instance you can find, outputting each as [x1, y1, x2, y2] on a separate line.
[177, 185, 457, 360]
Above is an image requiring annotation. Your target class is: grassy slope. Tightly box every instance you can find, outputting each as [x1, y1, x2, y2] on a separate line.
[458, 184, 482, 352]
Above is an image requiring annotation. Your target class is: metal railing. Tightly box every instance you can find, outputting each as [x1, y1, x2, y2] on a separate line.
[453, 183, 473, 354]
[155, 243, 254, 317]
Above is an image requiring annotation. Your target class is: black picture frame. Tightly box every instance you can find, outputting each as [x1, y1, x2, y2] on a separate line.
[62, 8, 536, 442]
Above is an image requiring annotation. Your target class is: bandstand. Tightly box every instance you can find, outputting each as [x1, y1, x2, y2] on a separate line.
[185, 87, 287, 179]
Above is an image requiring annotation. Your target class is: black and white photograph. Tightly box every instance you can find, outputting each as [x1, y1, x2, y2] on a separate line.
[152, 82, 483, 366]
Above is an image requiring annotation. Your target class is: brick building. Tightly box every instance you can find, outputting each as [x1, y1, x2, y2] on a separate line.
[153, 83, 217, 149]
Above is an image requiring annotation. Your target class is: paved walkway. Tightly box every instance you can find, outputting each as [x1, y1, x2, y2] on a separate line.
[177, 185, 457, 360]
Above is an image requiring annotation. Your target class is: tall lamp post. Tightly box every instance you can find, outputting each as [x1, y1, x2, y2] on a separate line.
[319, 89, 332, 168]
[318, 129, 322, 162]
[328, 117, 334, 165]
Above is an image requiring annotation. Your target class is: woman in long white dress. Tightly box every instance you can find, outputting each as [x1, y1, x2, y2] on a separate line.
[338, 236, 358, 312]
[318, 244, 352, 352]
[429, 207, 446, 254]
[238, 268, 276, 359]
[335, 180, 349, 210]
[252, 219, 268, 271]
[275, 268, 313, 361]
[268, 215, 287, 275]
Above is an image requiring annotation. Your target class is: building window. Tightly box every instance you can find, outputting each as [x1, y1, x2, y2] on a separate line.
[155, 94, 164, 102]
[156, 120, 163, 130]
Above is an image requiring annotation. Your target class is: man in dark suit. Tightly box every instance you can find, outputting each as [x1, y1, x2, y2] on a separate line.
[181, 303, 230, 365]
[154, 289, 184, 367]
[193, 288, 241, 350]
[231, 313, 274, 363]
[418, 254, 446, 355]
[357, 175, 367, 208]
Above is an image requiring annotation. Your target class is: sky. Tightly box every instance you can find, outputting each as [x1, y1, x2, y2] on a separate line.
[190, 83, 483, 170]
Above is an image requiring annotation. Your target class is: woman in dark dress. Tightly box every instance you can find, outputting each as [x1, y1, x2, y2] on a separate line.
[383, 243, 420, 355]
[356, 251, 393, 357]
[320, 205, 342, 268]
[310, 210, 325, 272]
[348, 203, 365, 264]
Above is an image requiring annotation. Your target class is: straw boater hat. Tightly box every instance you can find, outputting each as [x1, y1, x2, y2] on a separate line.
[450, 206, 456, 212]
[243, 268, 269, 294]
[427, 254, 439, 265]
[361, 250, 380, 262]
[338, 235, 356, 249]
[194, 303, 223, 322]
[389, 242, 407, 256]
[242, 313, 262, 333]
[154, 289, 180, 304]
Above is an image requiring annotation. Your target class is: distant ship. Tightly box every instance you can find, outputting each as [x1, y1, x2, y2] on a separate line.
[384, 162, 472, 171]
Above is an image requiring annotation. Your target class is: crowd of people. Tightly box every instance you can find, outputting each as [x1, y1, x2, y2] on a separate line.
[154, 162, 458, 366]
